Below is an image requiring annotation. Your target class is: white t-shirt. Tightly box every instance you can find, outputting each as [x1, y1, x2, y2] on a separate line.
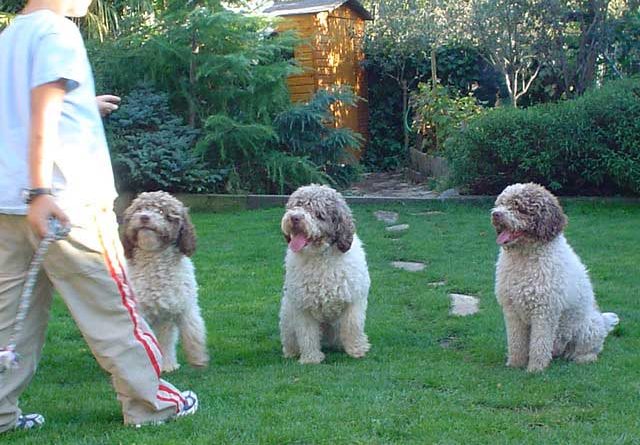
[0, 10, 117, 214]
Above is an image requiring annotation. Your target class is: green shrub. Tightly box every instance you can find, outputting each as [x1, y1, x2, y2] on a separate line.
[273, 88, 363, 189]
[362, 44, 503, 172]
[411, 81, 484, 153]
[200, 87, 363, 194]
[106, 85, 223, 193]
[446, 78, 640, 195]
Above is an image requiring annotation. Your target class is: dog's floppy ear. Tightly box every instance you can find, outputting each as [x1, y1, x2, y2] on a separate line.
[120, 205, 136, 259]
[331, 195, 355, 253]
[530, 189, 567, 242]
[178, 207, 197, 257]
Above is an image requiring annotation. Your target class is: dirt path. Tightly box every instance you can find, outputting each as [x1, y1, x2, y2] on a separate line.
[342, 172, 438, 198]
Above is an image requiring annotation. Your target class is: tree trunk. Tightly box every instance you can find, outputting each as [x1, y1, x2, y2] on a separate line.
[189, 32, 198, 127]
[505, 71, 519, 108]
[430, 47, 438, 86]
[569, 0, 609, 95]
[402, 79, 410, 157]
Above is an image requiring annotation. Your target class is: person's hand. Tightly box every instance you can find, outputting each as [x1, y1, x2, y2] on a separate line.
[96, 94, 121, 117]
[26, 194, 70, 239]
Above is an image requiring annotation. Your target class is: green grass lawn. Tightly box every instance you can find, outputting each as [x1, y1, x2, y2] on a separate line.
[4, 200, 640, 444]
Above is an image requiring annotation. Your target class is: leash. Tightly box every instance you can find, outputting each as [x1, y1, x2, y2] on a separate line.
[0, 218, 70, 373]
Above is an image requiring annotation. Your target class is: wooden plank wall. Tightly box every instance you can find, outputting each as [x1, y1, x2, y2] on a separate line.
[277, 14, 317, 103]
[324, 6, 368, 144]
[277, 6, 370, 153]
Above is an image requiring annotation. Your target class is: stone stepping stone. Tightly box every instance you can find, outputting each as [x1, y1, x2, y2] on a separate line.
[386, 224, 409, 232]
[391, 261, 425, 272]
[449, 293, 479, 316]
[374, 210, 399, 224]
[438, 188, 460, 200]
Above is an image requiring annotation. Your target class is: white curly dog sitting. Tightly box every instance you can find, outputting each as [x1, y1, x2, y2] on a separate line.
[492, 183, 618, 372]
[279, 185, 371, 364]
[122, 191, 209, 372]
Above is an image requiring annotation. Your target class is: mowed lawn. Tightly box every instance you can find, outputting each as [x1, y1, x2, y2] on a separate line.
[4, 200, 639, 444]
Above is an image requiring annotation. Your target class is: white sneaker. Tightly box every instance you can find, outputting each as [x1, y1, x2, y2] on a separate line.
[176, 390, 198, 418]
[134, 391, 198, 427]
[14, 413, 45, 430]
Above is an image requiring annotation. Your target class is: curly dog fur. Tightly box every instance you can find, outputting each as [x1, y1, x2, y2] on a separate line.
[279, 184, 371, 364]
[492, 183, 618, 372]
[122, 191, 208, 372]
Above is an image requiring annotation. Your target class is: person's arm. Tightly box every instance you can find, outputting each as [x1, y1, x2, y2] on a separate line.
[26, 80, 70, 238]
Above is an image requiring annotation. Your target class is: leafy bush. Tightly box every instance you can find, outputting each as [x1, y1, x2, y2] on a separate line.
[200, 87, 363, 194]
[89, 5, 299, 124]
[105, 85, 223, 193]
[362, 44, 503, 171]
[411, 81, 484, 153]
[446, 78, 640, 195]
[273, 88, 363, 190]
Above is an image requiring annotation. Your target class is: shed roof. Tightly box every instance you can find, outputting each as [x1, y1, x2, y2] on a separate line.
[263, 0, 372, 20]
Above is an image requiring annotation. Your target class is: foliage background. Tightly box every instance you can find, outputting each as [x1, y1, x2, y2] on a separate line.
[445, 78, 640, 195]
[89, 2, 363, 193]
[361, 0, 640, 196]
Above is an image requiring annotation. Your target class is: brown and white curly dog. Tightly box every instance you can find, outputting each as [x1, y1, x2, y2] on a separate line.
[279, 184, 371, 364]
[492, 183, 618, 372]
[122, 191, 209, 372]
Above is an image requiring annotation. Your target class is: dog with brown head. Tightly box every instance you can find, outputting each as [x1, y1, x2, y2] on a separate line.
[492, 183, 618, 372]
[121, 191, 208, 373]
[279, 184, 370, 364]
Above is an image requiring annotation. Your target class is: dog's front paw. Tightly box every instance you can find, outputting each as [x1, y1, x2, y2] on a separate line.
[526, 365, 546, 373]
[526, 360, 549, 373]
[345, 341, 370, 359]
[506, 358, 527, 368]
[299, 351, 325, 364]
[506, 353, 528, 368]
[162, 362, 181, 373]
[282, 348, 298, 359]
[573, 353, 598, 364]
[189, 356, 209, 368]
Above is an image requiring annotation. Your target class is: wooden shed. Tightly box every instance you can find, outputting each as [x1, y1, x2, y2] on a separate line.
[263, 0, 372, 150]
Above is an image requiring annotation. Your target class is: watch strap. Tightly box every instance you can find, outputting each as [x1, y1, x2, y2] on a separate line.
[24, 188, 54, 204]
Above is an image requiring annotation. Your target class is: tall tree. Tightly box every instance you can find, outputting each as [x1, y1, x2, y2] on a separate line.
[470, 0, 638, 104]
[541, 0, 617, 96]
[471, 0, 544, 107]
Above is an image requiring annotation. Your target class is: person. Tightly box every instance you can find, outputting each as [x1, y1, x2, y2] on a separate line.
[0, 0, 199, 432]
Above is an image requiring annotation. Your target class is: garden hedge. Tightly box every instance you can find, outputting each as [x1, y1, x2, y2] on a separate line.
[446, 78, 640, 195]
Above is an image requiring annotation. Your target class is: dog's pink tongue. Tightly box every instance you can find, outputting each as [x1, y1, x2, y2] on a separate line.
[289, 234, 308, 252]
[497, 230, 520, 245]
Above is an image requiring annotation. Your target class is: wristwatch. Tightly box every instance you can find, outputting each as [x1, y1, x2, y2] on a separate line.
[23, 188, 54, 204]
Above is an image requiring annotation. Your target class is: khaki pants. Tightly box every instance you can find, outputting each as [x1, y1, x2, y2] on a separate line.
[0, 207, 186, 431]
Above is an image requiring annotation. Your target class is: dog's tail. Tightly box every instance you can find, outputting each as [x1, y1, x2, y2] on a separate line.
[602, 312, 619, 334]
